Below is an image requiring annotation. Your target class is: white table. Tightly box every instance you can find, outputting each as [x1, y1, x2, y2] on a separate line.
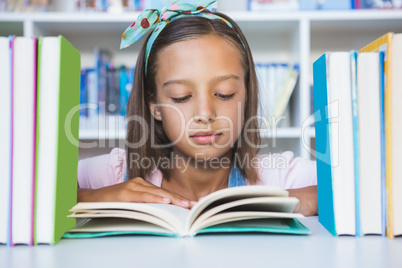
[1, 217, 402, 268]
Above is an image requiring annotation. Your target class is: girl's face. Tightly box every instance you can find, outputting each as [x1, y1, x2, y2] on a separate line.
[150, 35, 247, 161]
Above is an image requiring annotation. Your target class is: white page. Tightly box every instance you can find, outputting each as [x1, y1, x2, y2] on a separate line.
[191, 197, 299, 232]
[186, 186, 288, 230]
[70, 218, 174, 235]
[70, 211, 176, 233]
[71, 202, 190, 233]
[190, 211, 303, 235]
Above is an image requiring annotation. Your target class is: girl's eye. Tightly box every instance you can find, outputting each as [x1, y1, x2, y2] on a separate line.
[216, 93, 235, 100]
[172, 95, 191, 103]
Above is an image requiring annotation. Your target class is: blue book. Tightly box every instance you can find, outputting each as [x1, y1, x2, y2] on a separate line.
[119, 66, 129, 116]
[299, 0, 352, 10]
[313, 52, 356, 236]
[313, 54, 336, 236]
[80, 69, 88, 117]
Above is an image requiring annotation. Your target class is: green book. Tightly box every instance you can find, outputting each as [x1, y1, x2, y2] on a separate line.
[34, 36, 81, 245]
[63, 186, 311, 238]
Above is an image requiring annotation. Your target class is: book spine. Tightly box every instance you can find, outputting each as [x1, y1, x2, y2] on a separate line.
[313, 53, 337, 236]
[33, 36, 43, 246]
[8, 35, 15, 247]
[350, 51, 361, 237]
[379, 51, 386, 237]
[30, 37, 38, 247]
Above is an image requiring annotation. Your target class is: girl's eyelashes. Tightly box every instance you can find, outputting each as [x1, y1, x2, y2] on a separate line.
[172, 95, 191, 103]
[215, 93, 235, 100]
[171, 93, 235, 103]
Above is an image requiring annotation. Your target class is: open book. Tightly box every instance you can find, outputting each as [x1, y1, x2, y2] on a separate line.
[63, 186, 310, 238]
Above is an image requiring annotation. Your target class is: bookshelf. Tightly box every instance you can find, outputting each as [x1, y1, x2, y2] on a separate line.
[1, 8, 402, 160]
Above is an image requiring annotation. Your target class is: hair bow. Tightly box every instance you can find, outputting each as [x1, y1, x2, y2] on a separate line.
[120, 0, 217, 50]
[120, 0, 245, 75]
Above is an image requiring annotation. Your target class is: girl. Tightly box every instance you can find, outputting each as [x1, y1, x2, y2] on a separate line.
[77, 0, 318, 216]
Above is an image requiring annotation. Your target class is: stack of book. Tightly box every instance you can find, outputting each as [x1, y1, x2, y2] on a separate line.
[313, 32, 402, 238]
[0, 35, 81, 246]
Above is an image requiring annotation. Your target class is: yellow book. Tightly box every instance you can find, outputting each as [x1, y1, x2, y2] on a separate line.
[360, 32, 402, 238]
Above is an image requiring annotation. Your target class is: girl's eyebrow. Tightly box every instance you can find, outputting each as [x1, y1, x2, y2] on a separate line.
[163, 74, 240, 89]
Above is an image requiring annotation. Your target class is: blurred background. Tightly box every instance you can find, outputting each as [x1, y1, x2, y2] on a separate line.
[1, 0, 402, 160]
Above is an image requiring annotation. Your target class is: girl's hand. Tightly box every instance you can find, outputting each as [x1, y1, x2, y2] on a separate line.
[77, 177, 195, 209]
[287, 186, 318, 216]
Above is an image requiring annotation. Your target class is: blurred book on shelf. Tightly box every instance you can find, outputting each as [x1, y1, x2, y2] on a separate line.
[299, 0, 352, 10]
[248, 0, 299, 11]
[75, 0, 217, 12]
[248, 0, 402, 11]
[255, 62, 299, 128]
[359, 0, 402, 9]
[75, 0, 141, 12]
[79, 47, 134, 133]
[1, 0, 49, 12]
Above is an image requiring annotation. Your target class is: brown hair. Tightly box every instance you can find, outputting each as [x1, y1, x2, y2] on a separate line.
[126, 12, 261, 184]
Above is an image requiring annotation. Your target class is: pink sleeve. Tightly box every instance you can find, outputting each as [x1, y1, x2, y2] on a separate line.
[253, 151, 317, 189]
[77, 148, 126, 189]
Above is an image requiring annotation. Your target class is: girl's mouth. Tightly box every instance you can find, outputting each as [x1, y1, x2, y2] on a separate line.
[189, 132, 222, 144]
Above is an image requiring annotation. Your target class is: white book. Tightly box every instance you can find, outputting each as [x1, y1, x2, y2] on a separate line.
[11, 37, 37, 245]
[390, 33, 402, 236]
[357, 52, 384, 235]
[328, 52, 356, 235]
[0, 36, 12, 245]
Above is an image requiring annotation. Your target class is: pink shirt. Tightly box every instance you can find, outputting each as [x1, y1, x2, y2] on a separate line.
[78, 148, 317, 190]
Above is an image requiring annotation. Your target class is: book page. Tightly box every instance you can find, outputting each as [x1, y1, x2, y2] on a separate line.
[68, 218, 175, 236]
[190, 211, 303, 235]
[69, 211, 176, 234]
[190, 196, 299, 233]
[70, 202, 190, 233]
[186, 186, 288, 229]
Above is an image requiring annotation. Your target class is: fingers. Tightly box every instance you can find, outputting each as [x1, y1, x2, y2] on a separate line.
[124, 191, 172, 204]
[127, 177, 193, 208]
[144, 186, 192, 208]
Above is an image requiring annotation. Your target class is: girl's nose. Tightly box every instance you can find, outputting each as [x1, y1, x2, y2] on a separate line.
[193, 95, 216, 123]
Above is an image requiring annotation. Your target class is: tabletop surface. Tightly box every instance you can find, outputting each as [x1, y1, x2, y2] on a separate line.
[1, 216, 402, 268]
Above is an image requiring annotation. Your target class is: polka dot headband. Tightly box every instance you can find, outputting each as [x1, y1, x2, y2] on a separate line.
[120, 0, 246, 76]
